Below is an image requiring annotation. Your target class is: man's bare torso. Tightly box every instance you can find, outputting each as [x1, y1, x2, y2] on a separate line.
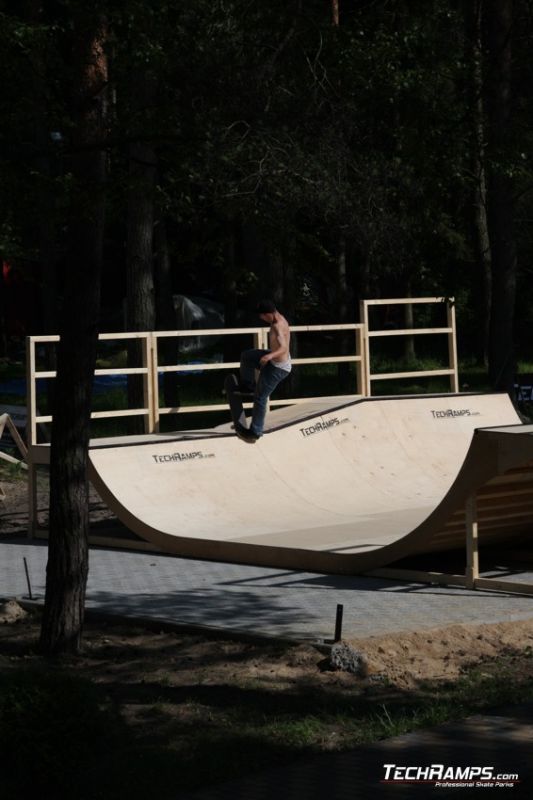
[268, 313, 291, 364]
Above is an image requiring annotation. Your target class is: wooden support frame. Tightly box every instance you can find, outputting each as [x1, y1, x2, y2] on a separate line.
[367, 489, 533, 597]
[465, 494, 479, 588]
[360, 297, 459, 395]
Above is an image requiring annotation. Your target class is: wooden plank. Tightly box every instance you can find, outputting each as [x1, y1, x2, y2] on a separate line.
[364, 297, 448, 306]
[26, 337, 37, 446]
[370, 369, 455, 381]
[367, 567, 470, 587]
[465, 494, 479, 588]
[28, 463, 37, 537]
[90, 409, 150, 420]
[141, 334, 154, 434]
[159, 356, 362, 373]
[474, 577, 533, 596]
[0, 451, 28, 468]
[159, 403, 233, 414]
[95, 367, 148, 376]
[290, 324, 363, 332]
[3, 415, 28, 459]
[447, 302, 459, 392]
[360, 300, 371, 396]
[28, 334, 60, 343]
[98, 332, 151, 340]
[35, 367, 150, 378]
[154, 327, 263, 338]
[368, 327, 452, 337]
[160, 363, 238, 373]
[291, 356, 360, 365]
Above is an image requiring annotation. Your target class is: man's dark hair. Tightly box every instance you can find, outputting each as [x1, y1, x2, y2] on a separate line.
[256, 299, 277, 314]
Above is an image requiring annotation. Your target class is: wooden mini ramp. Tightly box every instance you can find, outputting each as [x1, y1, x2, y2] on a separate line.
[87, 392, 533, 580]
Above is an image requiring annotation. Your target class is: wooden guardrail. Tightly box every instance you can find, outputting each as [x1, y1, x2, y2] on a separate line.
[26, 323, 366, 443]
[360, 297, 458, 395]
[24, 298, 459, 444]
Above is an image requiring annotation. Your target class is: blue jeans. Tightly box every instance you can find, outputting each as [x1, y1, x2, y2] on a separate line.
[240, 348, 289, 437]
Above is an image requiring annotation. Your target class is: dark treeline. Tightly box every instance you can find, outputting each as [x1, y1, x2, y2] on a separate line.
[1, 0, 532, 651]
[2, 1, 533, 374]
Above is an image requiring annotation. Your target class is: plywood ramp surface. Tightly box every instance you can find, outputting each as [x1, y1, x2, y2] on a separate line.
[88, 393, 533, 574]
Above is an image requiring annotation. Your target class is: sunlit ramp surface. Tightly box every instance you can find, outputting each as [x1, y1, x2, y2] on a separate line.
[87, 393, 533, 574]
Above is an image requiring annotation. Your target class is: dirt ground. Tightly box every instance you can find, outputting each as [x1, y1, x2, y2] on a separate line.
[1, 599, 533, 705]
[2, 467, 533, 690]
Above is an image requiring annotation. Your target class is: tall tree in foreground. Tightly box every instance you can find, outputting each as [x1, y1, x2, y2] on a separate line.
[40, 9, 108, 654]
[485, 0, 517, 391]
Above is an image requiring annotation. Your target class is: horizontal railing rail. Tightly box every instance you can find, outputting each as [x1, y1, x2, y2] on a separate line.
[26, 323, 366, 443]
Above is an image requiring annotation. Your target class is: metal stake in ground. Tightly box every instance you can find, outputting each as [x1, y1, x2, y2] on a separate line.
[334, 603, 344, 642]
[23, 557, 33, 600]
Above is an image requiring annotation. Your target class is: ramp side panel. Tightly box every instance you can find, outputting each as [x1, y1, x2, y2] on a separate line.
[88, 393, 525, 573]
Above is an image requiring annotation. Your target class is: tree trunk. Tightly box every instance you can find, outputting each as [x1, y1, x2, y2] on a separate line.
[331, 1, 339, 27]
[336, 234, 351, 391]
[403, 281, 416, 362]
[269, 247, 284, 309]
[464, 0, 492, 366]
[155, 217, 180, 412]
[484, 0, 517, 392]
[40, 14, 108, 655]
[223, 219, 240, 364]
[126, 76, 157, 432]
[126, 138, 156, 333]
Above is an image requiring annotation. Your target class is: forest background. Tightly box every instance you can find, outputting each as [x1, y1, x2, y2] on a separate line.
[0, 0, 532, 651]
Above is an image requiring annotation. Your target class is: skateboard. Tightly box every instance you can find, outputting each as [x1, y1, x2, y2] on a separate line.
[224, 374, 257, 442]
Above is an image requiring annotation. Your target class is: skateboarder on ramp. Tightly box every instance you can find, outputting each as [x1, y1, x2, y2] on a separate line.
[226, 299, 292, 443]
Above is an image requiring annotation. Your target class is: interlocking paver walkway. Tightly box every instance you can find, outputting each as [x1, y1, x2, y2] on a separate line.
[1, 538, 533, 641]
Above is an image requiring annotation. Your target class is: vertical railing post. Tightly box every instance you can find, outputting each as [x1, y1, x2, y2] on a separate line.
[253, 327, 267, 412]
[447, 300, 459, 392]
[26, 337, 37, 447]
[150, 333, 160, 433]
[355, 326, 363, 396]
[465, 493, 479, 589]
[360, 301, 371, 396]
[141, 333, 154, 434]
[26, 336, 37, 538]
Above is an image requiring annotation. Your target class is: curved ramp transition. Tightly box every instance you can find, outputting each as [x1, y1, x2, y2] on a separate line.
[88, 393, 533, 574]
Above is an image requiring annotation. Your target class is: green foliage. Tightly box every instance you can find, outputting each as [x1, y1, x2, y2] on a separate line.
[1, 0, 533, 352]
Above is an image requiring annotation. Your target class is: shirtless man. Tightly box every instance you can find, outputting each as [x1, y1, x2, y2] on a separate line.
[237, 299, 291, 441]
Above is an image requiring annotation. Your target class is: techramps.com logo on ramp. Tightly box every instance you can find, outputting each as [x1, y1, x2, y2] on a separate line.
[299, 417, 349, 437]
[381, 763, 519, 789]
[430, 408, 481, 419]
